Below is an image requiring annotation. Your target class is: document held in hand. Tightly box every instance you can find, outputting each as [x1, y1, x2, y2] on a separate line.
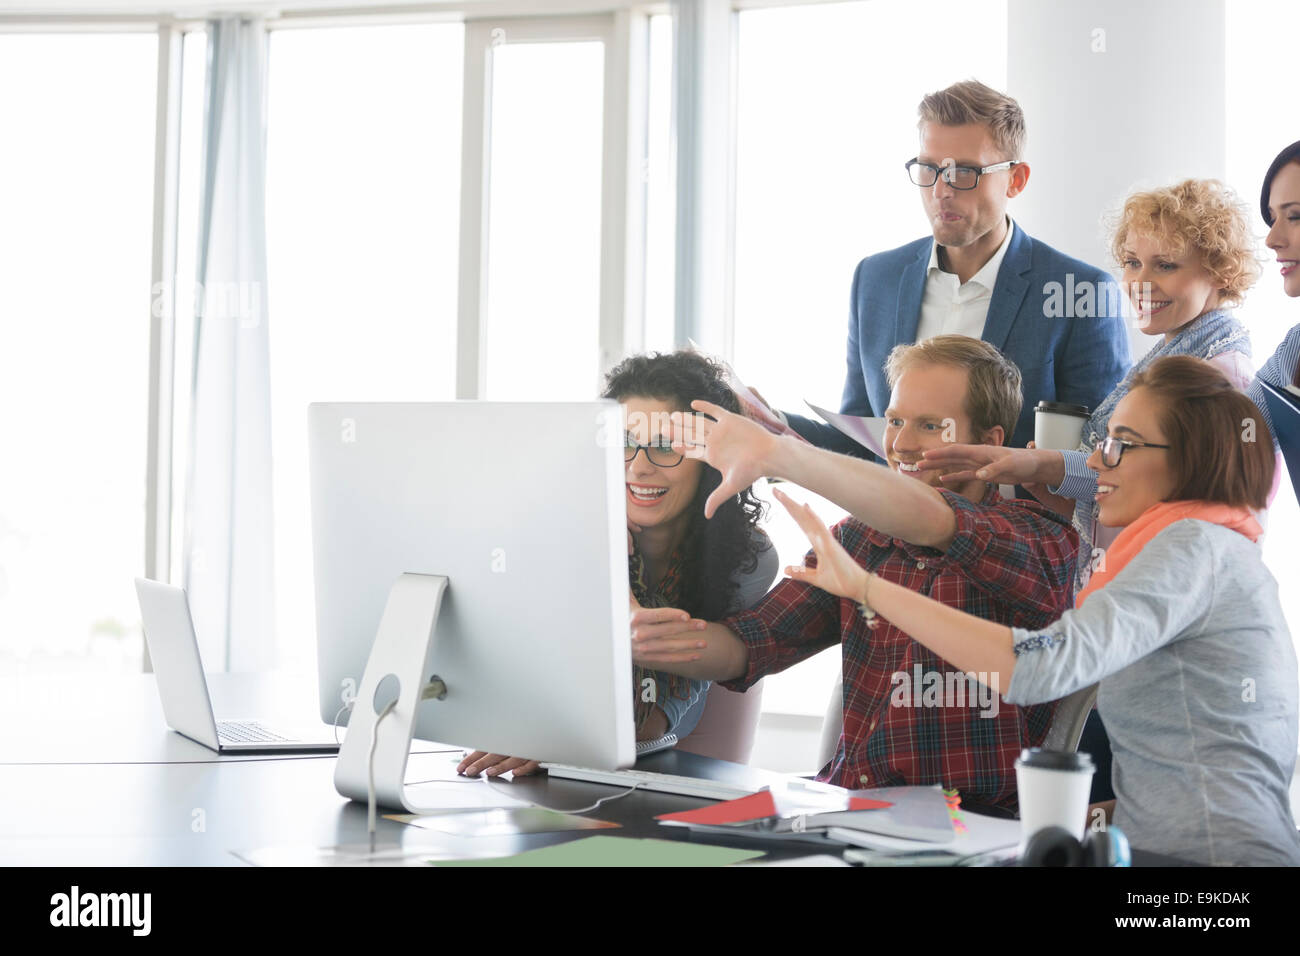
[805, 401, 889, 459]
[685, 339, 810, 442]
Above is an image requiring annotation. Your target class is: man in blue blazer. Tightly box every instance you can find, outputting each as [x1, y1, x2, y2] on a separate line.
[782, 81, 1131, 459]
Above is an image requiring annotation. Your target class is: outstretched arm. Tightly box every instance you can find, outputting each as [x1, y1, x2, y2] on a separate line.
[629, 604, 749, 681]
[918, 441, 1076, 515]
[674, 400, 958, 549]
[916, 442, 1066, 487]
[773, 488, 1016, 689]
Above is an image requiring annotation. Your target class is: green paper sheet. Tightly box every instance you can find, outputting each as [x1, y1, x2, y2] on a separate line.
[430, 835, 765, 867]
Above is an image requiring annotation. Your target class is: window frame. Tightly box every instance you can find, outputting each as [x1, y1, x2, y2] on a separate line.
[456, 12, 650, 399]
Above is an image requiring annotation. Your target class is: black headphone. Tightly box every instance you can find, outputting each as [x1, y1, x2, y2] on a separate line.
[1020, 825, 1132, 867]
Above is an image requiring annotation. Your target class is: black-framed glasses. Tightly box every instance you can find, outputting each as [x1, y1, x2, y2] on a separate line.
[905, 158, 1020, 190]
[1094, 435, 1170, 468]
[625, 437, 684, 468]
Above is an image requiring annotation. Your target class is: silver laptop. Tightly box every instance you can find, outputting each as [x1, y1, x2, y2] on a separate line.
[134, 578, 340, 753]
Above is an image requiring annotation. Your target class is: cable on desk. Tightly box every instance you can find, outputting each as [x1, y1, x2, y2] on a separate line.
[484, 774, 644, 815]
[333, 700, 352, 746]
[368, 699, 397, 854]
[404, 753, 647, 814]
[406, 756, 646, 813]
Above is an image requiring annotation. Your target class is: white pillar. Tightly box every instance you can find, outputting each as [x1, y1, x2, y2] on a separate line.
[673, 0, 735, 356]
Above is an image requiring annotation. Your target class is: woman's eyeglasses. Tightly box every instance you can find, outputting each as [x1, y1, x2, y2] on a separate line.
[1094, 435, 1170, 468]
[625, 438, 685, 468]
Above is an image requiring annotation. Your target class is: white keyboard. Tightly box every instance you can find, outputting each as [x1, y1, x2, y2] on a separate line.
[542, 765, 761, 801]
[217, 720, 291, 743]
[636, 734, 677, 757]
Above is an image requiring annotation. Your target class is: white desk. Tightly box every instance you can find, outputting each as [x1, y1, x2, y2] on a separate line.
[0, 671, 805, 866]
[0, 670, 351, 765]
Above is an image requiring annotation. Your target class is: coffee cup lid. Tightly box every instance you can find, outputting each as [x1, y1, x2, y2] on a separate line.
[1034, 401, 1090, 418]
[1017, 747, 1095, 771]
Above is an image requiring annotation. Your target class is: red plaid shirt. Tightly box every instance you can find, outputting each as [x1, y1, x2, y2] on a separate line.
[722, 485, 1078, 813]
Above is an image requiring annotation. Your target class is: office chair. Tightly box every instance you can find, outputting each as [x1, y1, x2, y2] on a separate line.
[815, 677, 843, 772]
[815, 679, 1099, 771]
[1041, 683, 1099, 753]
[675, 680, 766, 764]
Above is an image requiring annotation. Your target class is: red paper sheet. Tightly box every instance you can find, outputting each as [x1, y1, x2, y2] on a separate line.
[848, 798, 894, 811]
[656, 792, 894, 826]
[655, 790, 776, 825]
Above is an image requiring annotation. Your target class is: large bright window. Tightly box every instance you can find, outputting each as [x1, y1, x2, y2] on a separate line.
[733, 0, 1008, 714]
[266, 23, 465, 672]
[0, 33, 157, 673]
[482, 39, 605, 401]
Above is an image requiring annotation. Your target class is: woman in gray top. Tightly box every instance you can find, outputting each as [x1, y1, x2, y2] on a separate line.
[768, 355, 1298, 865]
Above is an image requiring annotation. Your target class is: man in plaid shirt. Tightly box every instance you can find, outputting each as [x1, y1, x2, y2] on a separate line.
[634, 336, 1078, 813]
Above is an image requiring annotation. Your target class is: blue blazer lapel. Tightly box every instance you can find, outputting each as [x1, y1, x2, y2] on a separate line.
[981, 225, 1032, 352]
[894, 243, 930, 344]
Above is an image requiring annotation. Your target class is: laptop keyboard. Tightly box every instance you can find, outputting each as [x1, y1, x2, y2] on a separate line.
[217, 720, 292, 743]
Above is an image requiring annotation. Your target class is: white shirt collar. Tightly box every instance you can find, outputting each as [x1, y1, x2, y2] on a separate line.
[927, 216, 1016, 290]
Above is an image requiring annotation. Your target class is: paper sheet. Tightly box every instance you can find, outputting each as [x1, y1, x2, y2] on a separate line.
[848, 798, 895, 811]
[656, 791, 775, 825]
[828, 811, 1020, 858]
[657, 790, 892, 828]
[805, 401, 888, 459]
[686, 338, 810, 442]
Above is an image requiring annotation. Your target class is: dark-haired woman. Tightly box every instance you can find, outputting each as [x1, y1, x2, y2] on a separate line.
[770, 356, 1299, 865]
[458, 350, 777, 777]
[1250, 138, 1300, 438]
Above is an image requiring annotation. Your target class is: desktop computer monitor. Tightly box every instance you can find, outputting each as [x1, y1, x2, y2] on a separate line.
[308, 401, 636, 770]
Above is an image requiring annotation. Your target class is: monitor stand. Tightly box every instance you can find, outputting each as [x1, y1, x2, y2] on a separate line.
[334, 572, 451, 813]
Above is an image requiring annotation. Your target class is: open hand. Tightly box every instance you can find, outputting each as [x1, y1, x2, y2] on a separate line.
[670, 399, 777, 518]
[772, 487, 867, 602]
[917, 443, 1053, 486]
[630, 604, 706, 665]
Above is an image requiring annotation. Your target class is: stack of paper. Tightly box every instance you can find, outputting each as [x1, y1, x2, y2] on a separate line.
[832, 812, 1022, 865]
[656, 783, 959, 847]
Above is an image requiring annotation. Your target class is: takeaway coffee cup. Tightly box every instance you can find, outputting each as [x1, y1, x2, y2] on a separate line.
[1034, 401, 1090, 451]
[1016, 748, 1095, 854]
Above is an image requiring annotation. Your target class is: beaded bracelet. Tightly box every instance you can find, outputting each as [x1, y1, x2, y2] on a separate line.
[858, 572, 879, 628]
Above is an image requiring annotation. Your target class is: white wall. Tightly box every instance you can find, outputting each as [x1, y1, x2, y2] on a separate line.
[1007, 0, 1226, 357]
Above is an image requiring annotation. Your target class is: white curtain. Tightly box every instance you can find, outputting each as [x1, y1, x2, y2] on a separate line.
[183, 16, 275, 672]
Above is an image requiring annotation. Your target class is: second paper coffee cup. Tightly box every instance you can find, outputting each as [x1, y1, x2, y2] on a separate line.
[1016, 747, 1095, 854]
[1034, 401, 1090, 450]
